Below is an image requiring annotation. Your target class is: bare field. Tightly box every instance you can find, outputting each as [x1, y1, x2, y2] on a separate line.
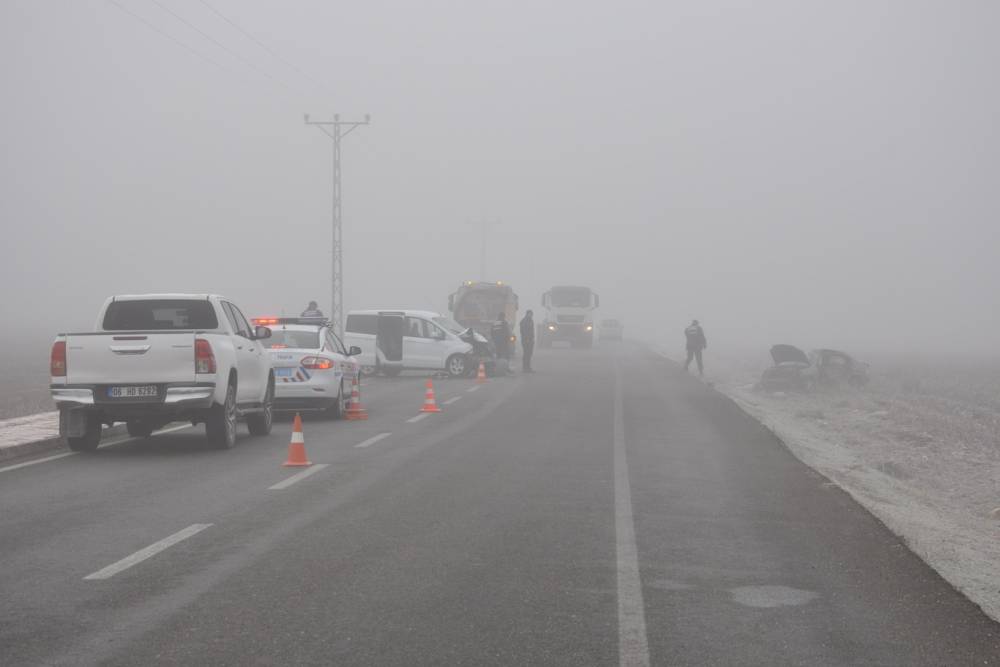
[706, 351, 1000, 621]
[0, 344, 54, 420]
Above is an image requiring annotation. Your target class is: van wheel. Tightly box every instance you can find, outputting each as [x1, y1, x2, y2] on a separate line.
[126, 421, 155, 438]
[446, 354, 467, 378]
[67, 414, 102, 452]
[206, 382, 237, 449]
[247, 380, 273, 436]
[381, 366, 401, 378]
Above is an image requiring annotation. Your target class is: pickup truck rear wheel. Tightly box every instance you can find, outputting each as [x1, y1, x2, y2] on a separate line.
[247, 380, 274, 436]
[66, 414, 102, 452]
[206, 382, 237, 449]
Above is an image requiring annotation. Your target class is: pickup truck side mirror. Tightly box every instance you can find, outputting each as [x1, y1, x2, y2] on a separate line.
[254, 326, 272, 340]
[348, 345, 362, 356]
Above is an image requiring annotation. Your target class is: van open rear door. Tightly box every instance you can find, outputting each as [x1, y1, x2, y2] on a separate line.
[376, 312, 405, 373]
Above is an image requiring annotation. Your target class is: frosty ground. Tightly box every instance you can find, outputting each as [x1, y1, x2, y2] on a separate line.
[684, 347, 1000, 622]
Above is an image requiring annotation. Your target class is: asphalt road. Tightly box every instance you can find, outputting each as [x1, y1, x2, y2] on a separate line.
[2, 343, 998, 666]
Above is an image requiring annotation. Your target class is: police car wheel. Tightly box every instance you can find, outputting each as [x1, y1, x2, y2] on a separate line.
[326, 381, 346, 419]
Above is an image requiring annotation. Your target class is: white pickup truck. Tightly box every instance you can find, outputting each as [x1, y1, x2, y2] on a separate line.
[50, 294, 275, 451]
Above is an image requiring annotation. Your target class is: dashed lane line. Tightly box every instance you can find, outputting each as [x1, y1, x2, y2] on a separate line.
[442, 396, 462, 405]
[466, 385, 481, 393]
[353, 432, 392, 449]
[83, 523, 213, 580]
[406, 413, 430, 423]
[267, 463, 330, 490]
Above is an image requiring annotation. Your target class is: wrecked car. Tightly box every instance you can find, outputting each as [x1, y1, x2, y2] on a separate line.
[758, 344, 811, 392]
[808, 349, 870, 387]
[757, 344, 870, 392]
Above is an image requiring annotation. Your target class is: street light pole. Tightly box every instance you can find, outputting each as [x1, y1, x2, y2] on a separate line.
[304, 113, 370, 335]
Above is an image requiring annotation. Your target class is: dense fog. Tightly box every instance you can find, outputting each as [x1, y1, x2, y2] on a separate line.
[2, 1, 998, 361]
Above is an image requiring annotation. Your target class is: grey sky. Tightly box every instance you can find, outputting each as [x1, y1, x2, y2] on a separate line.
[2, 0, 998, 358]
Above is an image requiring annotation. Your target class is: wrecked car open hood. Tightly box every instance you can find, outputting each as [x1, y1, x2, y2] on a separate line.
[770, 344, 810, 366]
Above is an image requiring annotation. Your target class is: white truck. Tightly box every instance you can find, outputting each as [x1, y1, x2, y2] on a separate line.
[538, 285, 600, 349]
[50, 294, 275, 451]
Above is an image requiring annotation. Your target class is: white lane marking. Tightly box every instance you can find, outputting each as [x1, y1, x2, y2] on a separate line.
[466, 385, 481, 393]
[442, 396, 462, 405]
[0, 424, 196, 475]
[83, 523, 212, 580]
[268, 463, 329, 490]
[614, 361, 650, 666]
[406, 413, 430, 423]
[353, 432, 392, 449]
[0, 451, 75, 473]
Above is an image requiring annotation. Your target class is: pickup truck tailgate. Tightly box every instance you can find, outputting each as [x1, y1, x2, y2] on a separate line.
[65, 332, 198, 385]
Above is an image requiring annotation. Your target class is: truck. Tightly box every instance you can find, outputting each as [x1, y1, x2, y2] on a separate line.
[448, 281, 519, 339]
[538, 285, 600, 348]
[50, 294, 275, 452]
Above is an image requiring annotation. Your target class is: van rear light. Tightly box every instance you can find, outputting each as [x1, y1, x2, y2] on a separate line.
[300, 356, 333, 370]
[51, 341, 67, 377]
[195, 338, 217, 374]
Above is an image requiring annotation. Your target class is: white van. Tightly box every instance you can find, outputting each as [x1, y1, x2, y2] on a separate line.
[344, 310, 476, 378]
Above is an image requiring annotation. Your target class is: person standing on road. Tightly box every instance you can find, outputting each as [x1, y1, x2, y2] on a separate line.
[520, 310, 535, 372]
[684, 319, 707, 376]
[301, 301, 324, 319]
[491, 313, 512, 365]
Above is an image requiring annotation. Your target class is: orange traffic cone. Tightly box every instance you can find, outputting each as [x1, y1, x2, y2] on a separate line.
[476, 361, 487, 383]
[345, 376, 369, 420]
[283, 413, 312, 467]
[420, 378, 442, 413]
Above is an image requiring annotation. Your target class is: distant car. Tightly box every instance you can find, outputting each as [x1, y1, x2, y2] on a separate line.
[598, 318, 624, 341]
[252, 317, 362, 417]
[344, 310, 479, 378]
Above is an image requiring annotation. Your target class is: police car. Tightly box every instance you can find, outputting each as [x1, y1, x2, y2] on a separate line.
[252, 317, 363, 417]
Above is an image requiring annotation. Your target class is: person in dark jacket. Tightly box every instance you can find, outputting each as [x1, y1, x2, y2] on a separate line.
[491, 313, 511, 361]
[519, 310, 535, 372]
[684, 319, 707, 375]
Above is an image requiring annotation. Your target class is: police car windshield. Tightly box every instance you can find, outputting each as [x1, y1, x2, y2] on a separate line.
[432, 317, 465, 334]
[266, 330, 320, 350]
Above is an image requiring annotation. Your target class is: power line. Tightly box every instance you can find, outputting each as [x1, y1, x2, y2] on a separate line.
[146, 0, 297, 93]
[106, 0, 230, 73]
[197, 0, 329, 94]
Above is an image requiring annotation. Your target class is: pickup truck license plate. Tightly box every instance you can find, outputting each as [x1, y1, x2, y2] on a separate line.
[107, 385, 158, 398]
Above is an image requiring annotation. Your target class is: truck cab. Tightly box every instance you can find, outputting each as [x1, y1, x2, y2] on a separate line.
[539, 286, 599, 348]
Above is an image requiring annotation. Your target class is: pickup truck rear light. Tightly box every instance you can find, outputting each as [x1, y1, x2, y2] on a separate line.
[51, 341, 67, 377]
[300, 356, 333, 370]
[195, 338, 217, 374]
